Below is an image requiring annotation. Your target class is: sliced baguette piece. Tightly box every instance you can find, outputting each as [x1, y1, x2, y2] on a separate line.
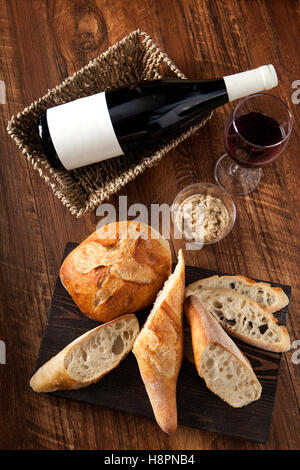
[184, 295, 262, 407]
[186, 288, 290, 352]
[132, 249, 185, 434]
[30, 314, 139, 393]
[185, 275, 289, 314]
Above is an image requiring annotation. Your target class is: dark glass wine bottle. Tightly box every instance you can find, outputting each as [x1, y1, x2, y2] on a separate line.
[37, 65, 277, 170]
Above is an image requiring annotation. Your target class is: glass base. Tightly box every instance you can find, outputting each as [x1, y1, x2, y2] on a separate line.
[214, 154, 262, 195]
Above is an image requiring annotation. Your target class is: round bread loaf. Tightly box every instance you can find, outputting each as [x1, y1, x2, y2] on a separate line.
[59, 221, 172, 322]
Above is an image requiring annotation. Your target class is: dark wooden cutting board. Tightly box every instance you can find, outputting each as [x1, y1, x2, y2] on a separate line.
[33, 242, 291, 443]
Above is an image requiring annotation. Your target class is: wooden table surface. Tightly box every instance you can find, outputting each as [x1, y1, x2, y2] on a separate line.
[0, 0, 299, 450]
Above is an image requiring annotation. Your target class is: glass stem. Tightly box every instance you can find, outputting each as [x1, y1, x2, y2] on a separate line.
[229, 161, 248, 177]
[230, 163, 241, 175]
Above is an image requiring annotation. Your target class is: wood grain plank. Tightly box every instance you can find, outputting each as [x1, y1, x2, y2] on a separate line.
[0, 0, 299, 449]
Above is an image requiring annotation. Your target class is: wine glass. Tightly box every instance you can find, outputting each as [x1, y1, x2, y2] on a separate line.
[214, 93, 293, 195]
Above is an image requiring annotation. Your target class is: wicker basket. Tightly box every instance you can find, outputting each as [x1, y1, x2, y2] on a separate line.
[7, 30, 212, 217]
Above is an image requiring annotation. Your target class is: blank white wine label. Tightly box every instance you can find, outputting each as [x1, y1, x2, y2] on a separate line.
[46, 92, 124, 170]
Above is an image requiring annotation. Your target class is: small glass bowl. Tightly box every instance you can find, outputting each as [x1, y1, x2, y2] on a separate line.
[171, 182, 236, 245]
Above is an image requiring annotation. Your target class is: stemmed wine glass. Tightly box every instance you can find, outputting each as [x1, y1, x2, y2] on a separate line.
[214, 93, 293, 195]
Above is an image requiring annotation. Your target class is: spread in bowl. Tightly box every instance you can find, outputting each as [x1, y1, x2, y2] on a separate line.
[176, 194, 229, 243]
[172, 183, 236, 246]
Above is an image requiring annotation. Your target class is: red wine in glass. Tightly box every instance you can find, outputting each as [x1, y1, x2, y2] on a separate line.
[225, 112, 286, 168]
[215, 93, 293, 195]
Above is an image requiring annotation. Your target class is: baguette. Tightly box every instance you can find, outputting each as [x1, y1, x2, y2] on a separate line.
[30, 314, 139, 392]
[184, 296, 262, 407]
[186, 288, 290, 352]
[185, 275, 289, 313]
[132, 250, 185, 433]
[59, 221, 172, 322]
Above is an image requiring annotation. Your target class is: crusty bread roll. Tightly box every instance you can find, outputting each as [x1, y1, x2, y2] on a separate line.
[185, 275, 289, 314]
[184, 296, 262, 408]
[60, 221, 172, 322]
[186, 288, 290, 352]
[30, 314, 139, 393]
[132, 250, 185, 433]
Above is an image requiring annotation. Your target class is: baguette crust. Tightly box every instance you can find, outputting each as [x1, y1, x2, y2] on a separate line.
[132, 250, 185, 433]
[185, 296, 253, 369]
[30, 314, 139, 393]
[184, 296, 262, 407]
[186, 288, 290, 352]
[185, 274, 289, 313]
[60, 221, 172, 322]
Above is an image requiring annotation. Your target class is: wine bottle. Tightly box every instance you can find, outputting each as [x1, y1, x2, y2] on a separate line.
[37, 65, 278, 170]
